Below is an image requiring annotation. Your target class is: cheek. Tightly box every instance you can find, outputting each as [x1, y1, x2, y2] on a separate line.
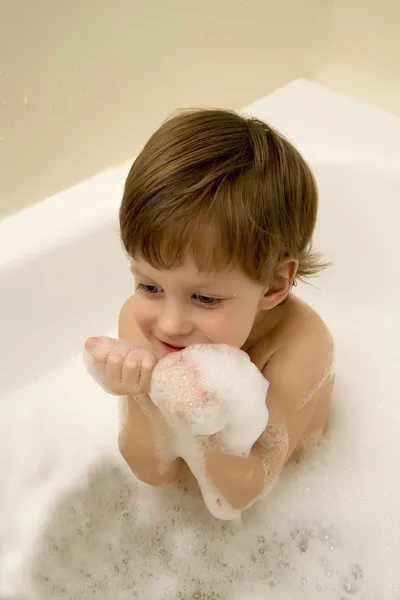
[131, 295, 156, 330]
[203, 309, 253, 346]
[201, 314, 227, 341]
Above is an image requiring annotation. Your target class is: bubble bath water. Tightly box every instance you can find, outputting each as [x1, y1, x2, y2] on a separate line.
[0, 312, 399, 600]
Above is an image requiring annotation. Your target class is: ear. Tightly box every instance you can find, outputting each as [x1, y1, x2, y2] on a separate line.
[258, 258, 299, 310]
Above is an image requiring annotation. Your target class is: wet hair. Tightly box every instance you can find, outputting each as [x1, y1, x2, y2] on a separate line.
[119, 108, 326, 285]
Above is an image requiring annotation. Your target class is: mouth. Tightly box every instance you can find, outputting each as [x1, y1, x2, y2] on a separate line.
[157, 339, 186, 353]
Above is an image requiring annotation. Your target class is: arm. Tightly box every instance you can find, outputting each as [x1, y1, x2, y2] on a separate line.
[203, 328, 334, 510]
[118, 393, 181, 486]
[117, 298, 181, 486]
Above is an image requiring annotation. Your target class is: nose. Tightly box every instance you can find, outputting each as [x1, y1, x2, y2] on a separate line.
[157, 301, 192, 338]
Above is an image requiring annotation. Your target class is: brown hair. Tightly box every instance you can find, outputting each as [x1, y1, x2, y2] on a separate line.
[120, 108, 325, 285]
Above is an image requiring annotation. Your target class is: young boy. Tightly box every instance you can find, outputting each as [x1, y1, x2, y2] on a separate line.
[85, 109, 334, 513]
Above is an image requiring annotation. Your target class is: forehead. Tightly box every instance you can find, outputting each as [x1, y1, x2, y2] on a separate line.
[130, 257, 245, 289]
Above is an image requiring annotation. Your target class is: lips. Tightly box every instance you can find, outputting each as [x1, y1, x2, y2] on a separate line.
[158, 339, 186, 353]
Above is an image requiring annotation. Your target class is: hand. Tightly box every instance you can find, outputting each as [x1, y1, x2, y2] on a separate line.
[83, 336, 159, 396]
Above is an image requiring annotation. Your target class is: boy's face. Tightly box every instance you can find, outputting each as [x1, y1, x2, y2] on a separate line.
[129, 256, 268, 356]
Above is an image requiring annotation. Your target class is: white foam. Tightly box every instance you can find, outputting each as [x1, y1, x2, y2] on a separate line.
[1, 316, 400, 599]
[150, 344, 269, 519]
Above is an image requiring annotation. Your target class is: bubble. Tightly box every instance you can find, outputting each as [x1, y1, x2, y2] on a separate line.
[342, 578, 358, 594]
[150, 344, 269, 519]
[298, 538, 308, 553]
[351, 564, 364, 580]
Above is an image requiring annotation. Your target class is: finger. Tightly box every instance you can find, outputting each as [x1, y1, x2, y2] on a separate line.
[122, 349, 157, 394]
[138, 351, 158, 393]
[84, 337, 132, 392]
[83, 337, 116, 385]
[85, 336, 118, 362]
[105, 341, 133, 384]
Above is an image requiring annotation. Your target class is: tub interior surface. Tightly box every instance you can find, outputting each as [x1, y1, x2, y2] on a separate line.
[1, 80, 399, 599]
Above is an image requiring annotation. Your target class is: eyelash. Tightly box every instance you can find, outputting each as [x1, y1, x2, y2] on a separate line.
[136, 283, 224, 307]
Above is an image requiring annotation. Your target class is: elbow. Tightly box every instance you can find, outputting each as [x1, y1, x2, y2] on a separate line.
[206, 450, 266, 510]
[227, 476, 265, 511]
[118, 431, 178, 487]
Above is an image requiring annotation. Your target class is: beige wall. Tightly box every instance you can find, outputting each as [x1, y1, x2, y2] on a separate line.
[0, 0, 399, 218]
[316, 0, 400, 119]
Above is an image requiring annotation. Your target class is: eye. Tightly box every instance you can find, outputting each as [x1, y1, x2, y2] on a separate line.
[193, 294, 224, 307]
[136, 282, 162, 295]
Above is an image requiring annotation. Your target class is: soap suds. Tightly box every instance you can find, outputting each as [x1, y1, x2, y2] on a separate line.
[255, 409, 289, 498]
[151, 344, 269, 450]
[297, 343, 335, 411]
[150, 344, 269, 519]
[1, 317, 400, 599]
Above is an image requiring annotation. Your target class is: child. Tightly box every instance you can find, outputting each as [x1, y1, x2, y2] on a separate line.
[85, 108, 334, 514]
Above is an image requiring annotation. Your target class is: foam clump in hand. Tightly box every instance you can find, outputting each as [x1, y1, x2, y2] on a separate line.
[150, 344, 270, 520]
[151, 344, 269, 453]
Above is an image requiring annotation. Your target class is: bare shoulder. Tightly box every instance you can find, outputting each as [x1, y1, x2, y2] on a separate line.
[250, 296, 333, 372]
[266, 296, 334, 388]
[261, 296, 334, 409]
[261, 297, 334, 456]
[118, 295, 148, 344]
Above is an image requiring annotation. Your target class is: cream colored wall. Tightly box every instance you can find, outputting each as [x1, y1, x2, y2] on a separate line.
[315, 0, 400, 119]
[0, 0, 399, 218]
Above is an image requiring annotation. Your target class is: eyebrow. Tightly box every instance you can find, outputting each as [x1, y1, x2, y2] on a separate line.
[130, 265, 231, 293]
[130, 266, 147, 278]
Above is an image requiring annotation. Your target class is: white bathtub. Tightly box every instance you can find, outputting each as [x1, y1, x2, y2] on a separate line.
[1, 80, 399, 599]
